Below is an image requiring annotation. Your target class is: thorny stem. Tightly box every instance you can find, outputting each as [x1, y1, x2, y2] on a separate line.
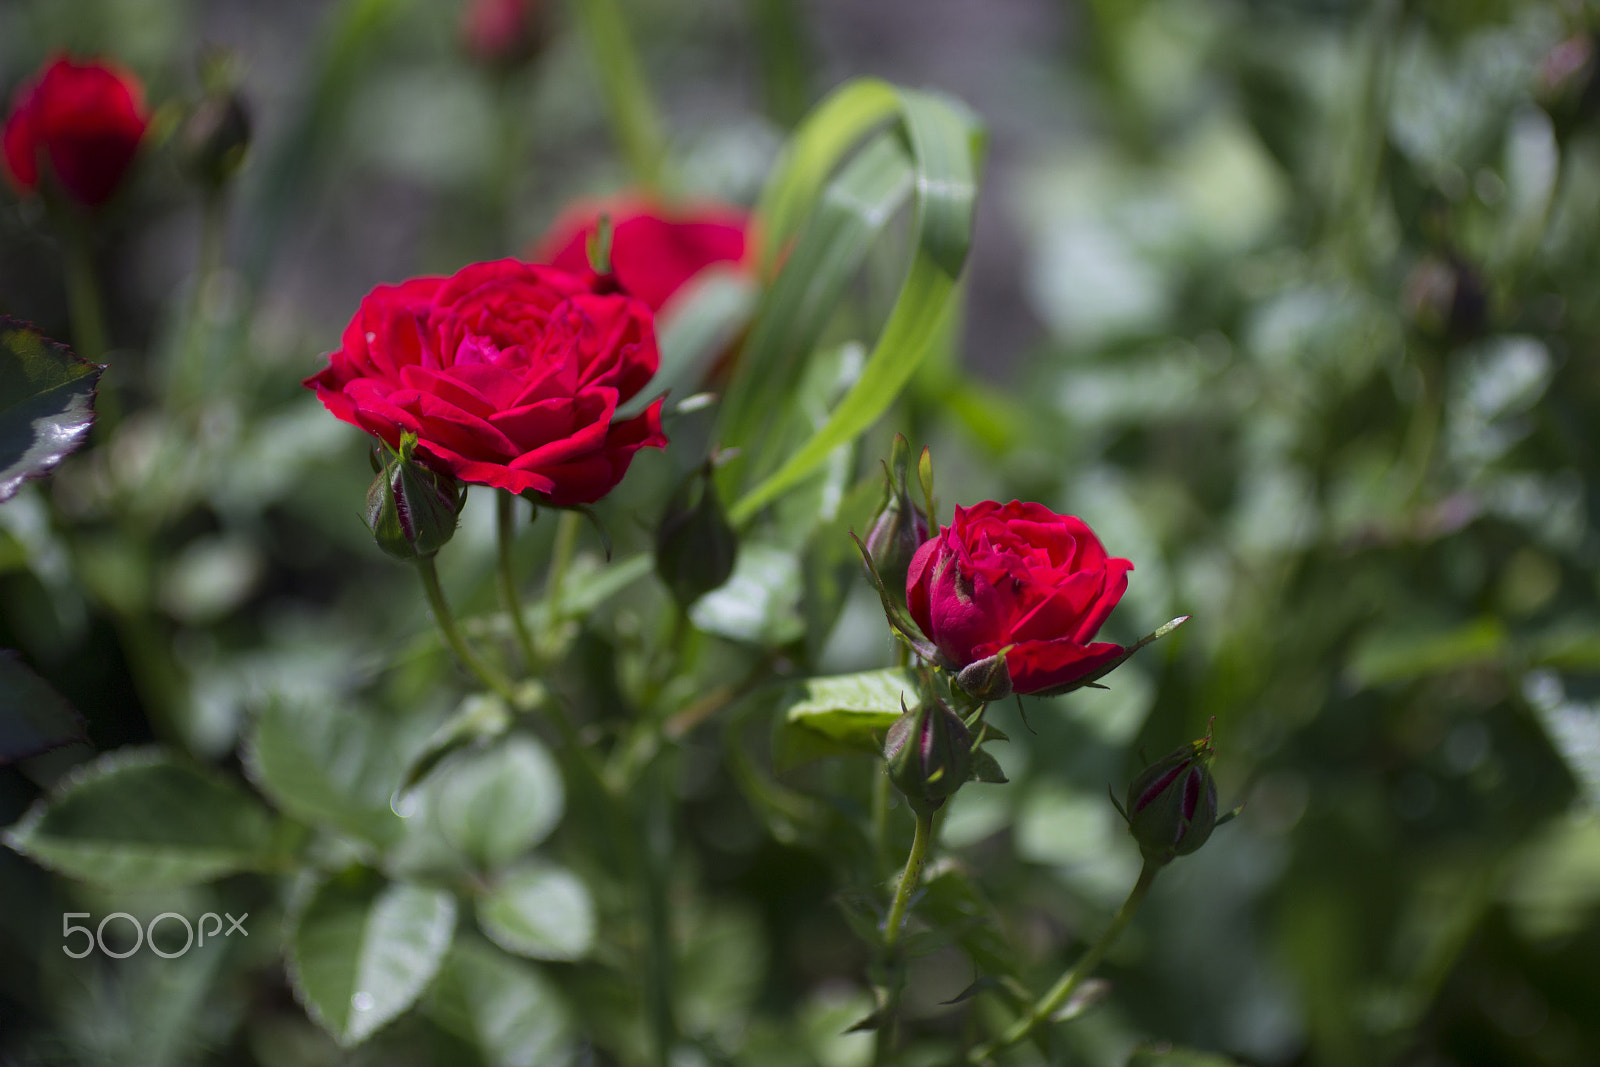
[417, 555, 517, 704]
[967, 861, 1161, 1063]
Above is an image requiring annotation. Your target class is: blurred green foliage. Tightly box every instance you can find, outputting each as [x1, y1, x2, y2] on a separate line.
[4, 0, 1600, 1065]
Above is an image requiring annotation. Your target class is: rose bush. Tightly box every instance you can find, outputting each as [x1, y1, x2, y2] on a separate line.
[2, 55, 149, 207]
[304, 258, 666, 506]
[531, 197, 753, 313]
[906, 499, 1133, 695]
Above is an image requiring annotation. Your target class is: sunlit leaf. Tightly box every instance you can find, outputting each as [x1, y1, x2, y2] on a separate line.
[287, 872, 457, 1048]
[477, 861, 596, 962]
[0, 317, 101, 503]
[783, 667, 919, 751]
[431, 734, 565, 870]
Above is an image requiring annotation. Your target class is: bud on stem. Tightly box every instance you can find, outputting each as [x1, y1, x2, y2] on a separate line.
[366, 433, 465, 561]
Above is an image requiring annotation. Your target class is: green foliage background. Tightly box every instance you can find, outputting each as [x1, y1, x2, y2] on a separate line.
[4, 0, 1600, 1065]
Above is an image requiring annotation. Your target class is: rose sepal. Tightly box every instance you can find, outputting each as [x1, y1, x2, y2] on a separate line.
[851, 530, 944, 665]
[1027, 614, 1190, 699]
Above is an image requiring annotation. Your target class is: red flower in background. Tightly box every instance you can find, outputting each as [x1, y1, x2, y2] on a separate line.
[304, 259, 667, 506]
[461, 0, 546, 67]
[907, 500, 1134, 696]
[531, 198, 754, 313]
[2, 56, 149, 207]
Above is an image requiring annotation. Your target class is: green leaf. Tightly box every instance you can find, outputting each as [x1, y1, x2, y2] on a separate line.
[1346, 616, 1507, 689]
[243, 696, 405, 847]
[918, 860, 1021, 986]
[3, 748, 277, 888]
[432, 734, 565, 870]
[287, 872, 457, 1048]
[1126, 1044, 1244, 1067]
[969, 748, 1009, 784]
[617, 269, 758, 419]
[428, 939, 572, 1067]
[717, 136, 915, 492]
[0, 649, 86, 765]
[477, 861, 597, 962]
[754, 78, 902, 275]
[689, 542, 805, 646]
[0, 317, 101, 502]
[784, 668, 920, 751]
[728, 88, 984, 523]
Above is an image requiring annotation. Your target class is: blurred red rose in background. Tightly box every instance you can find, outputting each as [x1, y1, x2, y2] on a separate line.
[461, 0, 546, 67]
[2, 55, 149, 207]
[304, 259, 667, 506]
[907, 500, 1133, 695]
[531, 198, 754, 313]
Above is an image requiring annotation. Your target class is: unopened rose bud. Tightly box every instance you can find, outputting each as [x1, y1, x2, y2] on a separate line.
[955, 652, 1012, 704]
[655, 461, 737, 608]
[366, 434, 464, 561]
[1403, 255, 1487, 342]
[180, 90, 251, 190]
[1123, 730, 1219, 866]
[462, 0, 547, 68]
[884, 698, 971, 815]
[862, 435, 931, 602]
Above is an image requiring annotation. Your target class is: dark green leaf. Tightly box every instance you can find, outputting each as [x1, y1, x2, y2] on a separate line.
[3, 748, 277, 887]
[0, 317, 101, 502]
[0, 649, 86, 765]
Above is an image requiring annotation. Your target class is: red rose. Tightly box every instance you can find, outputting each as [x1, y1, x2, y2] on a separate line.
[303, 259, 667, 506]
[461, 0, 545, 66]
[2, 56, 149, 207]
[906, 500, 1134, 696]
[531, 198, 753, 313]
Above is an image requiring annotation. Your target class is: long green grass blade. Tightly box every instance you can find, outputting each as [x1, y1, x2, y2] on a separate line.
[754, 78, 901, 275]
[729, 89, 983, 524]
[569, 0, 668, 190]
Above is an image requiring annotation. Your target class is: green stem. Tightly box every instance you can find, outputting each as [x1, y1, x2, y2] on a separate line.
[640, 753, 678, 1066]
[496, 491, 541, 672]
[170, 189, 228, 408]
[417, 555, 517, 703]
[542, 509, 580, 653]
[570, 0, 667, 191]
[875, 806, 935, 1063]
[967, 861, 1161, 1062]
[62, 217, 107, 364]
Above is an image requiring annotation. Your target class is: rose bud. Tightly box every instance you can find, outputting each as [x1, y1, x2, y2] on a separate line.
[906, 501, 1134, 697]
[2, 55, 150, 208]
[1403, 255, 1487, 342]
[655, 461, 738, 608]
[180, 90, 251, 190]
[531, 197, 754, 314]
[1122, 731, 1219, 866]
[366, 433, 465, 561]
[955, 652, 1012, 704]
[461, 0, 547, 68]
[883, 697, 972, 815]
[863, 434, 931, 606]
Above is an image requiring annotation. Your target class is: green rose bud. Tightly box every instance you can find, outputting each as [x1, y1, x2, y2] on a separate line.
[366, 434, 464, 561]
[1123, 730, 1219, 866]
[180, 91, 251, 189]
[655, 460, 738, 608]
[884, 697, 971, 815]
[862, 434, 931, 603]
[955, 650, 1013, 704]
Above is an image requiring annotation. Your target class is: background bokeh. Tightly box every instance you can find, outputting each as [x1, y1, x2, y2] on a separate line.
[4, 0, 1600, 1064]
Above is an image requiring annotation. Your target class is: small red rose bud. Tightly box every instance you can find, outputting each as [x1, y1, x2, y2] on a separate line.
[2, 55, 150, 208]
[655, 460, 738, 608]
[884, 697, 971, 815]
[1123, 730, 1219, 866]
[366, 434, 464, 561]
[862, 434, 931, 604]
[461, 0, 547, 68]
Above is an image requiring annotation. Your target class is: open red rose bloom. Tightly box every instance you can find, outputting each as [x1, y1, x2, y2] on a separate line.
[2, 55, 149, 207]
[304, 259, 666, 506]
[532, 198, 753, 313]
[906, 500, 1134, 695]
